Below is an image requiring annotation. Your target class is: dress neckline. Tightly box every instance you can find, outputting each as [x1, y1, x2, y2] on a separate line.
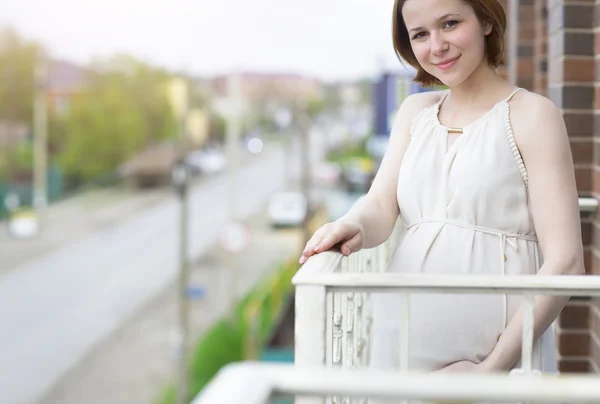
[433, 88, 523, 133]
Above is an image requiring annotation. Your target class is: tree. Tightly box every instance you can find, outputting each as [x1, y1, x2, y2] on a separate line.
[0, 28, 45, 184]
[55, 57, 178, 183]
[0, 27, 45, 124]
[57, 73, 145, 182]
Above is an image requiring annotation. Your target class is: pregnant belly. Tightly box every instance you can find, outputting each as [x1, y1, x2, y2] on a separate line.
[370, 292, 505, 372]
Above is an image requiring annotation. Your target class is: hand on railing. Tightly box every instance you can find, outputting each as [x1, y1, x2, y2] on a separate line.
[299, 219, 365, 264]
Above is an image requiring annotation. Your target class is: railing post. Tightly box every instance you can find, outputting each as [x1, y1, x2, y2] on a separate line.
[295, 283, 328, 404]
[398, 293, 410, 373]
[521, 294, 535, 373]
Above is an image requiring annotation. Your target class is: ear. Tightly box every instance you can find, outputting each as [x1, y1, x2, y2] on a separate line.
[483, 21, 493, 36]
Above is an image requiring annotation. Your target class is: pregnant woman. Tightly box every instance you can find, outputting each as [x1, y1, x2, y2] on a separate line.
[299, 0, 584, 376]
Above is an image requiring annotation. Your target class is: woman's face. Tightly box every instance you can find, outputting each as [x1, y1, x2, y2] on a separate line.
[402, 0, 492, 87]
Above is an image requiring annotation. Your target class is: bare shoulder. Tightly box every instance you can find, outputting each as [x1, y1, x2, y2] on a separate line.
[509, 90, 565, 146]
[392, 90, 445, 132]
[400, 90, 445, 116]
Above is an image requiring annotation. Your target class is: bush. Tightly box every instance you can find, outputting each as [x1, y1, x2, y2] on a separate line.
[155, 258, 300, 404]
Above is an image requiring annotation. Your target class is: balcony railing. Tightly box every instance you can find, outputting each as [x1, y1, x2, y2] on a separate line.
[292, 197, 598, 370]
[192, 362, 600, 403]
[191, 198, 600, 403]
[289, 197, 600, 403]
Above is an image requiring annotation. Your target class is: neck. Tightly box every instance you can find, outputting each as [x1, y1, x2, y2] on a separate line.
[446, 60, 508, 107]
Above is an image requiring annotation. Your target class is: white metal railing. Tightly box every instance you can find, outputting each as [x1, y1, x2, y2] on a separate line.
[188, 197, 600, 403]
[289, 197, 600, 403]
[192, 362, 600, 404]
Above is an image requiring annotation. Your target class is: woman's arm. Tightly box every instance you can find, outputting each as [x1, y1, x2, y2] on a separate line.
[339, 92, 440, 248]
[302, 91, 442, 259]
[482, 93, 585, 372]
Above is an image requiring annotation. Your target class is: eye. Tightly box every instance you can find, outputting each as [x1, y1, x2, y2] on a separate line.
[442, 20, 459, 29]
[412, 31, 427, 40]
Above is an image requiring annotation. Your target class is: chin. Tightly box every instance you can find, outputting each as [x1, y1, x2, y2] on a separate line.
[429, 71, 468, 88]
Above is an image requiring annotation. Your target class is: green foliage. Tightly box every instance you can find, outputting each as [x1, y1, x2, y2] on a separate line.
[326, 136, 371, 164]
[55, 59, 178, 183]
[156, 258, 300, 404]
[187, 319, 245, 399]
[153, 386, 176, 404]
[0, 27, 44, 123]
[14, 142, 33, 171]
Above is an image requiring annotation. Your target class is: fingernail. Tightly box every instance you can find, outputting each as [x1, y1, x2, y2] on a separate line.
[313, 244, 320, 252]
[342, 246, 350, 255]
[299, 256, 306, 264]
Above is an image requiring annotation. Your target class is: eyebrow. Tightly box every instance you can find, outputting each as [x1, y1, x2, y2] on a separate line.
[408, 13, 461, 33]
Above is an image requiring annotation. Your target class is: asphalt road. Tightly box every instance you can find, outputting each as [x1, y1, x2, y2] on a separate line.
[0, 147, 287, 404]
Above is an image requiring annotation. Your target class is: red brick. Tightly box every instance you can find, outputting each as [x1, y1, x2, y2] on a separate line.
[584, 248, 593, 274]
[558, 358, 590, 373]
[571, 140, 593, 164]
[575, 167, 592, 192]
[558, 330, 590, 356]
[559, 303, 590, 329]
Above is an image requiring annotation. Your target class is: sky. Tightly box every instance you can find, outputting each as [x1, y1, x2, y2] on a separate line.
[0, 0, 408, 81]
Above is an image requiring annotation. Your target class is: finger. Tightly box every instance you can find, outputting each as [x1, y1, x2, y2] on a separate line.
[307, 223, 336, 251]
[299, 226, 331, 263]
[316, 221, 360, 253]
[303, 227, 328, 254]
[340, 233, 362, 256]
[314, 229, 342, 253]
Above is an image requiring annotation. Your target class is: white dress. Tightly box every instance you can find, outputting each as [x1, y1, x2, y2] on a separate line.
[369, 88, 557, 375]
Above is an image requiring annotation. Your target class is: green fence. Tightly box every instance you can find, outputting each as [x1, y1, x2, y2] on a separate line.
[0, 165, 63, 218]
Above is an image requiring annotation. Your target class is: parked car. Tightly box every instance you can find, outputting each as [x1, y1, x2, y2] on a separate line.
[268, 192, 308, 228]
[186, 149, 227, 175]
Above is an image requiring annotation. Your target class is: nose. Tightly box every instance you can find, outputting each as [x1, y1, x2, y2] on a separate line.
[430, 32, 448, 56]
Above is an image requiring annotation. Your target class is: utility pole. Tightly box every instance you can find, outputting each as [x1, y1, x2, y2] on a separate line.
[33, 59, 48, 222]
[224, 73, 242, 312]
[226, 73, 242, 222]
[168, 77, 190, 404]
[172, 159, 190, 404]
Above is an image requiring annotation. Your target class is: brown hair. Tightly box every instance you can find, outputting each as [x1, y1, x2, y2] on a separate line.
[392, 0, 506, 87]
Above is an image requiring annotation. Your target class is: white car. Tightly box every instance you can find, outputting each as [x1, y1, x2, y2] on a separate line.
[268, 192, 308, 227]
[186, 149, 227, 175]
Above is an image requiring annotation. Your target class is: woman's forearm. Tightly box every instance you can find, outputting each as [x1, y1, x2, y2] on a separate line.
[483, 259, 583, 372]
[340, 194, 399, 249]
[483, 294, 568, 372]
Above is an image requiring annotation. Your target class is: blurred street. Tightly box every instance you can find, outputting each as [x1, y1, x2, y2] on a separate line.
[38, 196, 303, 404]
[0, 11, 378, 403]
[0, 145, 287, 404]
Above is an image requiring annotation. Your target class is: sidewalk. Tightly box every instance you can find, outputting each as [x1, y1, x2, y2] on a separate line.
[38, 206, 303, 404]
[0, 146, 263, 275]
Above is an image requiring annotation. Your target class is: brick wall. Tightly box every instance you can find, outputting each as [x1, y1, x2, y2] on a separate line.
[517, 0, 536, 90]
[592, 0, 600, 373]
[546, 0, 597, 373]
[533, 0, 548, 95]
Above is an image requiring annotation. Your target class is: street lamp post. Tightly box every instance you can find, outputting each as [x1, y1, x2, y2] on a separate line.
[168, 77, 191, 404]
[33, 58, 48, 223]
[172, 160, 190, 404]
[224, 74, 242, 312]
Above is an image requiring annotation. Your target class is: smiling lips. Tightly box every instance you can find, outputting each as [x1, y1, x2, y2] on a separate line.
[435, 55, 460, 71]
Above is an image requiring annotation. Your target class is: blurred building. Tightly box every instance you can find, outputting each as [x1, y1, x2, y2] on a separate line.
[211, 72, 322, 103]
[46, 59, 88, 116]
